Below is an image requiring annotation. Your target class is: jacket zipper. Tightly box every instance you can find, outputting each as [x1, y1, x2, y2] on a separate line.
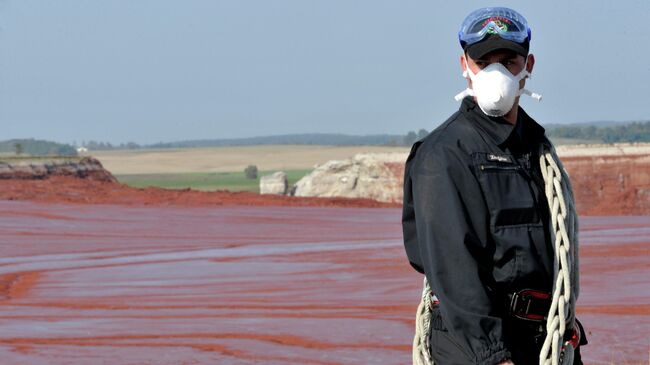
[480, 164, 521, 171]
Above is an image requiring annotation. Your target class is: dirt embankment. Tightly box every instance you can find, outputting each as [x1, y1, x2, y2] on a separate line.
[0, 154, 649, 214]
[561, 155, 650, 215]
[0, 157, 116, 182]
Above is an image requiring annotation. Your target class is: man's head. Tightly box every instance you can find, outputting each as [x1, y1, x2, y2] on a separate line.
[455, 7, 540, 121]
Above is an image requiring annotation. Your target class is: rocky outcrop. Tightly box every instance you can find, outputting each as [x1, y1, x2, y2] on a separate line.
[260, 171, 288, 195]
[292, 153, 407, 203]
[0, 157, 116, 182]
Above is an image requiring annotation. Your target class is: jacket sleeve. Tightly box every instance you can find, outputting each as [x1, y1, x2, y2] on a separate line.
[410, 143, 511, 364]
[403, 141, 424, 273]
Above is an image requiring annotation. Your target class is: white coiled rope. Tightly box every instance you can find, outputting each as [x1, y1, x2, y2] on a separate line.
[412, 149, 576, 365]
[538, 151, 575, 365]
[413, 277, 433, 365]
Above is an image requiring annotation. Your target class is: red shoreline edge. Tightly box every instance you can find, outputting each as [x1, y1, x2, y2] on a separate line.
[0, 176, 400, 209]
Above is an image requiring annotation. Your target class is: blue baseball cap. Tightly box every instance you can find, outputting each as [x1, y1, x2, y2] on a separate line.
[459, 7, 531, 59]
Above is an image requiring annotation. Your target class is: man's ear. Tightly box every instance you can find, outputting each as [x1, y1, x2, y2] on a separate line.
[460, 54, 469, 78]
[526, 53, 535, 74]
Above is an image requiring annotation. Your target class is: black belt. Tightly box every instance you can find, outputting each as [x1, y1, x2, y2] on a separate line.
[426, 289, 552, 322]
[507, 289, 552, 322]
[427, 288, 580, 348]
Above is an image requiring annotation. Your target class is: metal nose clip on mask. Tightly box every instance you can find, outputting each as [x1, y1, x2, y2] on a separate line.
[454, 61, 542, 117]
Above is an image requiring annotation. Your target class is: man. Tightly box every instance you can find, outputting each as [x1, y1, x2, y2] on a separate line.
[402, 7, 587, 365]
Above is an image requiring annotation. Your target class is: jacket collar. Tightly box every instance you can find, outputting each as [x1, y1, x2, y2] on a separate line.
[460, 96, 547, 147]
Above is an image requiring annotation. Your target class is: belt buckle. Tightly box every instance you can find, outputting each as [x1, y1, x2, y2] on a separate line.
[509, 289, 551, 322]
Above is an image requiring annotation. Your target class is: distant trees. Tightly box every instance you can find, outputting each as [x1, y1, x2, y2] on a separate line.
[125, 142, 140, 149]
[404, 131, 418, 146]
[546, 121, 650, 143]
[401, 129, 429, 146]
[0, 139, 77, 156]
[244, 165, 258, 179]
[404, 122, 650, 145]
[80, 141, 141, 151]
[7, 121, 647, 157]
[84, 130, 439, 149]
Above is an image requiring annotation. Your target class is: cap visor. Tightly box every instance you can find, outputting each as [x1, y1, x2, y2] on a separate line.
[465, 36, 528, 59]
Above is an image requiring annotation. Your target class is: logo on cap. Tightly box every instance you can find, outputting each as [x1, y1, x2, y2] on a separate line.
[483, 17, 511, 34]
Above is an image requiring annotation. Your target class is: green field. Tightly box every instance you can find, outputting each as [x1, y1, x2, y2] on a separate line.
[115, 169, 311, 193]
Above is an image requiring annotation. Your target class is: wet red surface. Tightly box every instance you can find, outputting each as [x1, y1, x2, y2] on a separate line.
[0, 202, 648, 364]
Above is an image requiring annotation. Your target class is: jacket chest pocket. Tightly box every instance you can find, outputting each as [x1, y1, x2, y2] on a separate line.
[473, 152, 540, 227]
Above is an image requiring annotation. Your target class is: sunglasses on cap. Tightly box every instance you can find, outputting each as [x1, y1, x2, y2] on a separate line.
[458, 7, 531, 47]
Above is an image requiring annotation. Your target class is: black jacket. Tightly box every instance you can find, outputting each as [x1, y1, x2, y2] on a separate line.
[402, 97, 561, 364]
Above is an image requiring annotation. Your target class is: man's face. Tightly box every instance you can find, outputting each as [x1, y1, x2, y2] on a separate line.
[461, 49, 535, 91]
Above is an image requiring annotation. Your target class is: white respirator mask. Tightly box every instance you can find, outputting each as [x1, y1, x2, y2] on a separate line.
[454, 59, 542, 117]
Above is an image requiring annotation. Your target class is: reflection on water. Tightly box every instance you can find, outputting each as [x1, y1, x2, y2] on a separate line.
[0, 201, 648, 365]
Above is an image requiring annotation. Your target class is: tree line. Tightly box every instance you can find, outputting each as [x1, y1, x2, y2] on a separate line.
[399, 129, 430, 146]
[0, 139, 77, 156]
[3, 121, 649, 156]
[405, 121, 650, 145]
[80, 141, 142, 150]
[546, 121, 650, 143]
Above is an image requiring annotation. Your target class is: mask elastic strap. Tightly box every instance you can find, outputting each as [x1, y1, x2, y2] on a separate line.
[455, 60, 476, 101]
[520, 88, 542, 101]
[454, 88, 473, 101]
[517, 61, 542, 101]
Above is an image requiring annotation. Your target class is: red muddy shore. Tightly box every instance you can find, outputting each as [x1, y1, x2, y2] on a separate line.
[0, 175, 398, 208]
[1, 201, 649, 365]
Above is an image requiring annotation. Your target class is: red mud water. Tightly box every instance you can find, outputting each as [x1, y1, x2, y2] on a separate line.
[0, 201, 648, 364]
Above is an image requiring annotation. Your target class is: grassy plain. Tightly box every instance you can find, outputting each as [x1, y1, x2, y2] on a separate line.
[115, 170, 312, 192]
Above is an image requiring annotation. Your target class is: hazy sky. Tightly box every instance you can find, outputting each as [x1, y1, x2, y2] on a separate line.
[1, 0, 649, 145]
